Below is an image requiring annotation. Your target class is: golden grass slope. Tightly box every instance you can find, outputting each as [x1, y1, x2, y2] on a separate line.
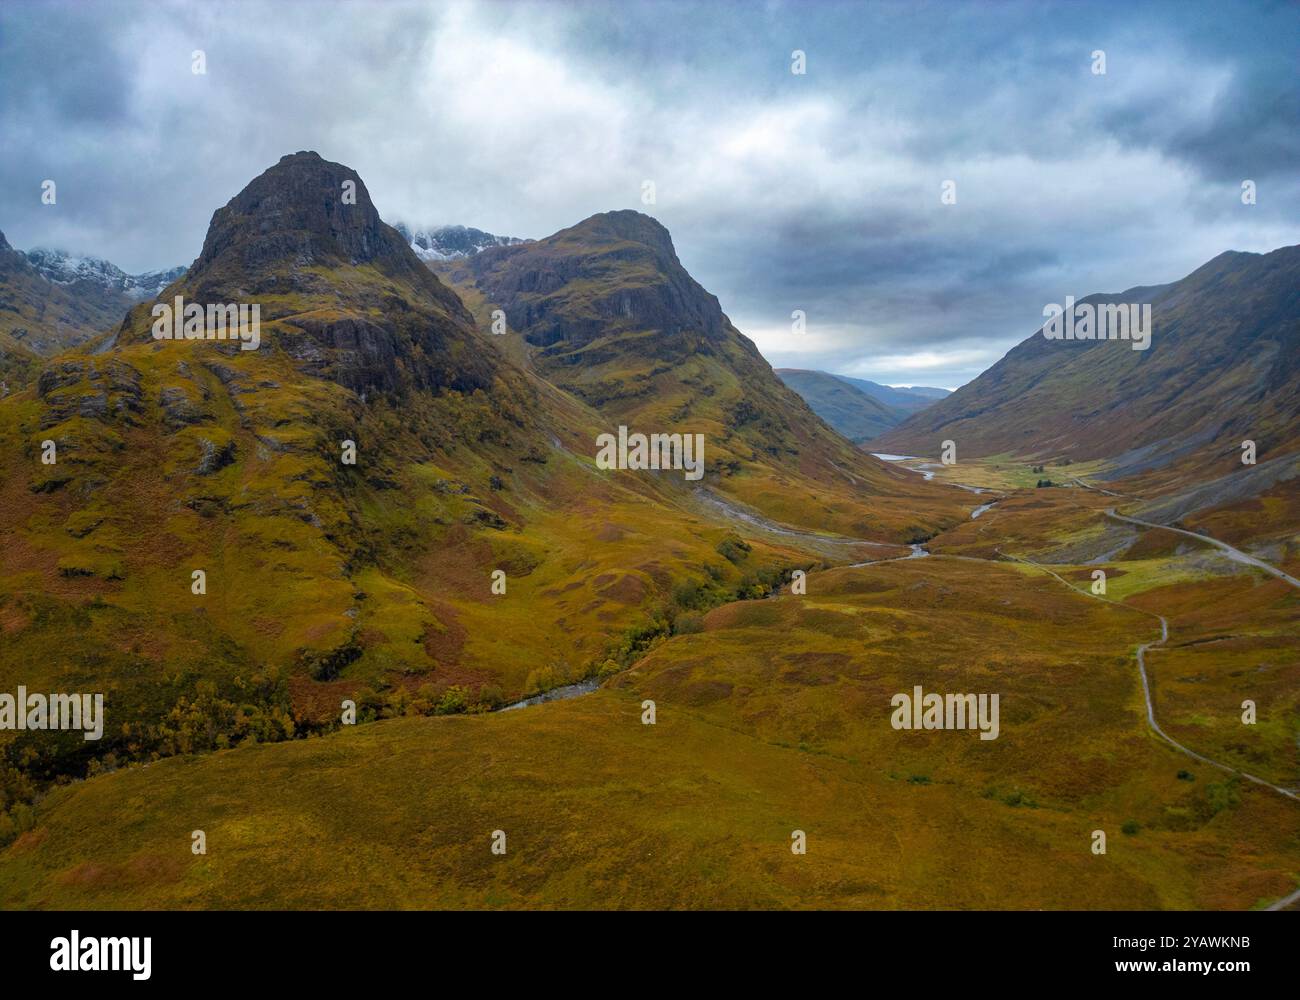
[3, 554, 1296, 910]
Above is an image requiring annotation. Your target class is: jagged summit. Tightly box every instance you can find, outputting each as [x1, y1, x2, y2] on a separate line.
[23, 247, 185, 300]
[191, 151, 438, 291]
[116, 152, 491, 395]
[393, 223, 527, 262]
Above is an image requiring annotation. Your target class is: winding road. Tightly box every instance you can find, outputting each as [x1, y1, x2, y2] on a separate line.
[1105, 508, 1300, 589]
[996, 477, 1300, 909]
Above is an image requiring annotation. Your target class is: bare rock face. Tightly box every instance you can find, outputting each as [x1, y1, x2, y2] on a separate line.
[197, 153, 403, 273]
[467, 210, 728, 357]
[121, 152, 497, 399]
[189, 152, 465, 314]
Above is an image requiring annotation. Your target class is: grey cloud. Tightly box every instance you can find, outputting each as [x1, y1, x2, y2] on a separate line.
[1, 0, 1295, 388]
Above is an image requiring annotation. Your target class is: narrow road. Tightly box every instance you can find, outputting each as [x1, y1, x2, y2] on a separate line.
[998, 547, 1300, 806]
[1069, 476, 1131, 499]
[1105, 508, 1300, 589]
[870, 472, 1300, 907]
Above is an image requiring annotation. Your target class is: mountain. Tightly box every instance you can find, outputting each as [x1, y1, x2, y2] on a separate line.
[0, 232, 186, 358]
[874, 246, 1300, 491]
[832, 375, 951, 414]
[1, 152, 559, 764]
[23, 247, 186, 302]
[0, 153, 966, 841]
[897, 385, 950, 400]
[3, 157, 1297, 914]
[107, 151, 504, 397]
[775, 368, 906, 441]
[432, 209, 965, 540]
[393, 223, 527, 262]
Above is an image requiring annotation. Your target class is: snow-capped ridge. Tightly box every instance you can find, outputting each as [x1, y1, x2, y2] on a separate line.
[23, 247, 187, 300]
[392, 223, 529, 262]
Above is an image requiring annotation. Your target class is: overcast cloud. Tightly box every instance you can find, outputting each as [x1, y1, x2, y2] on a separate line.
[2, 0, 1296, 388]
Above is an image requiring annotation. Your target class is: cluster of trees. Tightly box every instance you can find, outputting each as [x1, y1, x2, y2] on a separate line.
[593, 555, 804, 676]
[346, 682, 505, 722]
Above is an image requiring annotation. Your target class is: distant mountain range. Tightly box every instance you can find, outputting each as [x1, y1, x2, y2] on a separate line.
[775, 369, 950, 442]
[23, 247, 186, 300]
[393, 223, 528, 262]
[832, 375, 951, 411]
[0, 232, 186, 360]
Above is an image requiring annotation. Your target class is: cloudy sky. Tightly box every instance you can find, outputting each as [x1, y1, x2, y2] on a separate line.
[2, 0, 1296, 388]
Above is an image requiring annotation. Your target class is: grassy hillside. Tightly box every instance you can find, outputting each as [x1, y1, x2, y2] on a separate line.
[3, 552, 1296, 909]
[876, 247, 1300, 483]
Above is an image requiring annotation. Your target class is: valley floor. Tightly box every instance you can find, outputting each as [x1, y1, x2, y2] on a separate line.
[2, 462, 1298, 910]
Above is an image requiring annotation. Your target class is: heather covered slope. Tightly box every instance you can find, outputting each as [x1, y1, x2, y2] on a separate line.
[434, 210, 966, 540]
[4, 551, 1297, 910]
[0, 330, 37, 395]
[775, 368, 905, 441]
[875, 246, 1300, 479]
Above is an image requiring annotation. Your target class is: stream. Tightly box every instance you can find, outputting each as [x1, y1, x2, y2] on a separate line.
[500, 462, 989, 712]
[499, 678, 601, 712]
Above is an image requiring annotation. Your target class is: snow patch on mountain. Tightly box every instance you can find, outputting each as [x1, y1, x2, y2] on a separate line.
[23, 248, 187, 300]
[392, 223, 528, 262]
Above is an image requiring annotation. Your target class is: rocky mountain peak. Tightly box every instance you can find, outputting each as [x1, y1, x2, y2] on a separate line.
[22, 247, 186, 300]
[466, 209, 724, 352]
[191, 151, 425, 285]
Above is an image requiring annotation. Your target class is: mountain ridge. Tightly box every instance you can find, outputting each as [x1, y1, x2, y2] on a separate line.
[874, 244, 1300, 491]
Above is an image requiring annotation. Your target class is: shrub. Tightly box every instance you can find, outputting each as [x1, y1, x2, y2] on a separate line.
[435, 686, 470, 715]
[715, 534, 751, 564]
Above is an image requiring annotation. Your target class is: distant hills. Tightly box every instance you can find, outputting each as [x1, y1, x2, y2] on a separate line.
[775, 368, 950, 442]
[832, 375, 951, 411]
[775, 370, 904, 441]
